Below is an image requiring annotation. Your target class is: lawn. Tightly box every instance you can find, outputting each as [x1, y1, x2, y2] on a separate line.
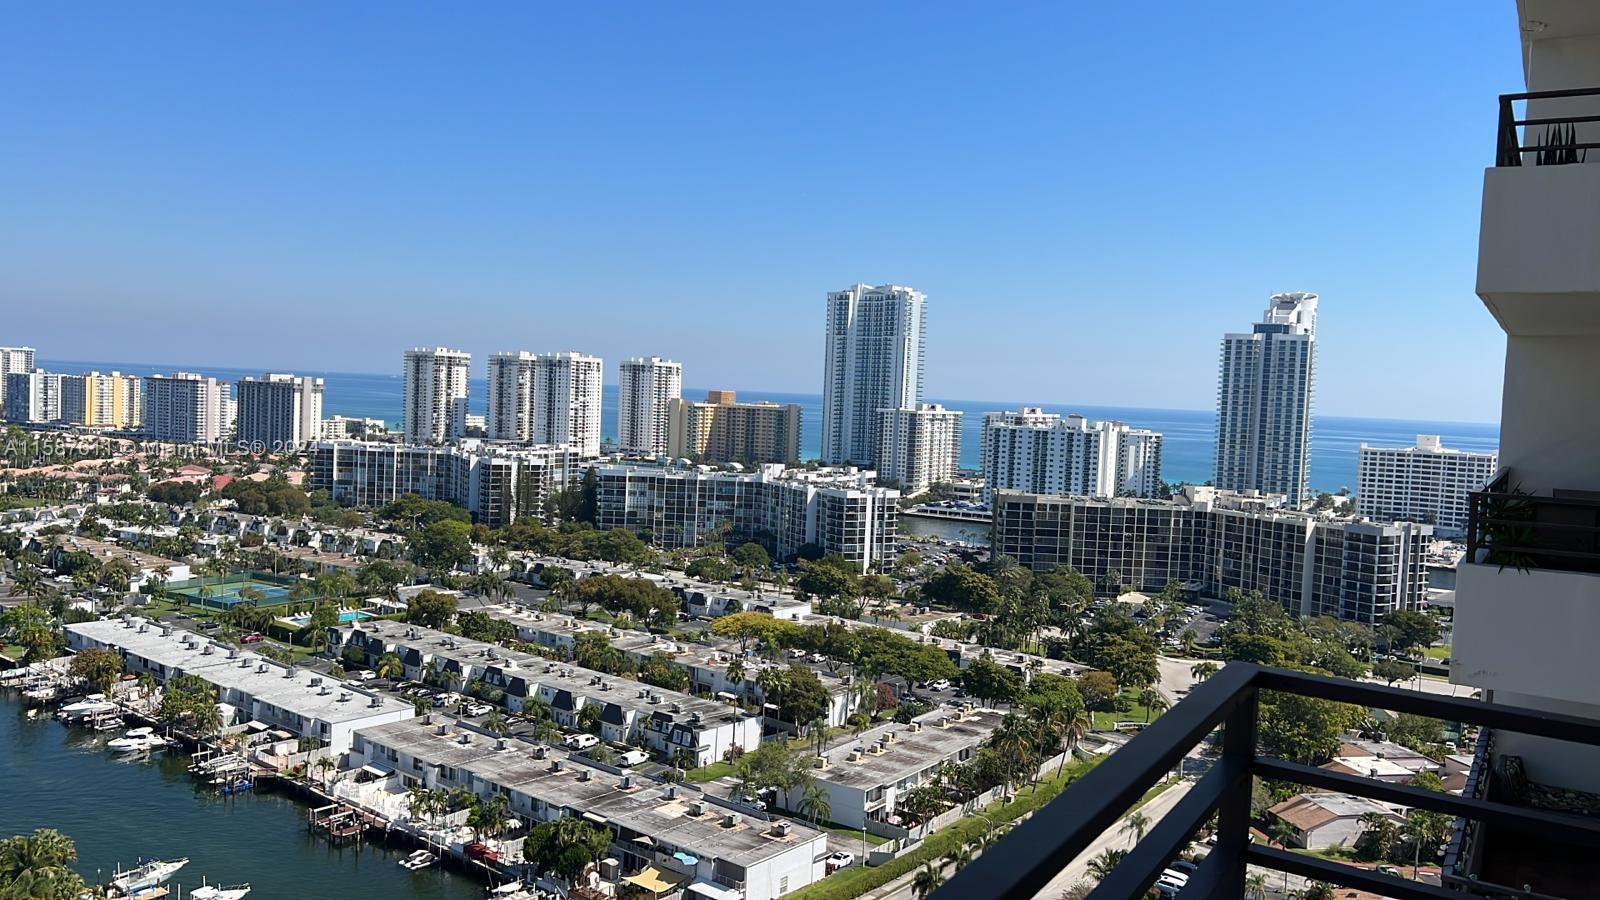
[1424, 645, 1451, 660]
[1091, 689, 1164, 731]
[816, 823, 891, 848]
[683, 761, 736, 783]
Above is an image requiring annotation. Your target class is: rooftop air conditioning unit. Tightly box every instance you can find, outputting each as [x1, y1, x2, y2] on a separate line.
[722, 813, 739, 828]
[319, 685, 330, 696]
[619, 775, 632, 789]
[687, 801, 705, 817]
[577, 769, 591, 782]
[311, 676, 323, 687]
[551, 760, 564, 772]
[257, 663, 269, 674]
[772, 820, 792, 837]
[436, 723, 450, 736]
[458, 733, 471, 745]
[670, 701, 682, 713]
[848, 749, 863, 762]
[228, 647, 238, 659]
[338, 692, 350, 702]
[533, 746, 547, 759]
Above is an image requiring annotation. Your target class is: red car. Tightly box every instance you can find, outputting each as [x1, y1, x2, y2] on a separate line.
[241, 633, 265, 644]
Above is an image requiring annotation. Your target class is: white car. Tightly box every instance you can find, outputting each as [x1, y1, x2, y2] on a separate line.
[464, 702, 493, 717]
[354, 670, 378, 681]
[808, 652, 827, 664]
[563, 733, 600, 750]
[617, 749, 650, 768]
[825, 851, 855, 869]
[786, 648, 807, 658]
[925, 679, 952, 692]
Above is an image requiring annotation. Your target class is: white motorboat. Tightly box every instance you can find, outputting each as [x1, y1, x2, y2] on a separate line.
[399, 849, 436, 871]
[107, 727, 165, 754]
[190, 883, 252, 900]
[110, 857, 189, 893]
[58, 693, 117, 719]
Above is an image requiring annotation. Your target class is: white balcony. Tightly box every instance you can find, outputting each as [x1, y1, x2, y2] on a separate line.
[1477, 160, 1600, 335]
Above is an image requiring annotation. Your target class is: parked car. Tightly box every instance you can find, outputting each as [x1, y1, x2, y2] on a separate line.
[807, 652, 826, 664]
[353, 670, 378, 682]
[241, 633, 264, 644]
[786, 648, 807, 659]
[617, 749, 650, 768]
[432, 692, 462, 708]
[463, 702, 493, 717]
[923, 679, 951, 692]
[1168, 860, 1198, 876]
[824, 851, 854, 870]
[563, 733, 599, 750]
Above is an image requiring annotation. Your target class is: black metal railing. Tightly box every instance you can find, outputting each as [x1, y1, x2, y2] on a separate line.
[1466, 469, 1600, 574]
[1497, 88, 1600, 167]
[934, 664, 1600, 900]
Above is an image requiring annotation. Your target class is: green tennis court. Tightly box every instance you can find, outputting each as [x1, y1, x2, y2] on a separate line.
[166, 573, 310, 610]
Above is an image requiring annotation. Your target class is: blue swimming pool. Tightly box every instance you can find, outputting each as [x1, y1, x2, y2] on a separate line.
[282, 610, 374, 626]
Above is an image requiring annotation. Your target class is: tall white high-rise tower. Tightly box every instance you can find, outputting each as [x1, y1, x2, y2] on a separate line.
[822, 284, 926, 466]
[1213, 292, 1318, 505]
[617, 357, 682, 456]
[403, 348, 471, 444]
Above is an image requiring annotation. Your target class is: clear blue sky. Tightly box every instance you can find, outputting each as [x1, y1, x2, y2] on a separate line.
[0, 2, 1519, 422]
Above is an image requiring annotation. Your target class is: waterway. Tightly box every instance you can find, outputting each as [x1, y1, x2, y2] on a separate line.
[900, 513, 991, 547]
[0, 696, 480, 899]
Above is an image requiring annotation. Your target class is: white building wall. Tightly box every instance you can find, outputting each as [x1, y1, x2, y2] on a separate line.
[534, 352, 603, 456]
[403, 348, 470, 444]
[142, 373, 225, 443]
[617, 357, 682, 455]
[486, 351, 538, 441]
[876, 404, 962, 493]
[1356, 436, 1498, 534]
[1214, 292, 1318, 505]
[981, 408, 1164, 501]
[237, 373, 324, 449]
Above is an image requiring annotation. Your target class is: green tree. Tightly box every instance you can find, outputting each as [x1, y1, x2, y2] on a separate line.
[0, 828, 92, 900]
[405, 590, 458, 628]
[523, 817, 610, 882]
[911, 862, 944, 899]
[960, 657, 1023, 707]
[68, 648, 124, 694]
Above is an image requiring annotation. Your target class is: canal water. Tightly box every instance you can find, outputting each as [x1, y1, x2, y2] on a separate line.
[0, 697, 481, 899]
[900, 513, 992, 546]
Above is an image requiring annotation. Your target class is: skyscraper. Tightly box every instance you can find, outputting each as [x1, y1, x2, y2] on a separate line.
[403, 348, 471, 444]
[981, 408, 1165, 501]
[821, 284, 926, 466]
[0, 347, 36, 410]
[143, 372, 227, 443]
[532, 352, 603, 456]
[1213, 292, 1318, 506]
[59, 371, 141, 429]
[236, 373, 325, 449]
[2, 370, 62, 424]
[486, 351, 538, 442]
[666, 390, 803, 465]
[617, 357, 682, 455]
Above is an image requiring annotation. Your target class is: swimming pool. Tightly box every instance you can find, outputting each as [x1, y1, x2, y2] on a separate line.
[281, 610, 374, 627]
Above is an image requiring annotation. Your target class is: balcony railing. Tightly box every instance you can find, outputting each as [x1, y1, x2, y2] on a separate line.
[1497, 88, 1600, 167]
[934, 663, 1600, 900]
[1466, 469, 1600, 574]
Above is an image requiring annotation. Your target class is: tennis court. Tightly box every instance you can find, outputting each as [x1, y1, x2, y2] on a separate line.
[166, 573, 308, 610]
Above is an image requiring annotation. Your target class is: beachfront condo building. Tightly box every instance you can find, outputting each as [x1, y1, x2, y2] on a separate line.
[875, 403, 963, 494]
[142, 373, 228, 443]
[617, 356, 682, 455]
[666, 390, 802, 465]
[2, 369, 62, 424]
[236, 373, 324, 450]
[980, 408, 1164, 502]
[59, 371, 142, 429]
[822, 283, 926, 467]
[486, 350, 602, 456]
[0, 347, 36, 411]
[1214, 292, 1318, 506]
[402, 347, 470, 444]
[1356, 435, 1498, 535]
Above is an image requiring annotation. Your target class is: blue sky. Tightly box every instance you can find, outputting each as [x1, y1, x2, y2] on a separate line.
[0, 3, 1519, 421]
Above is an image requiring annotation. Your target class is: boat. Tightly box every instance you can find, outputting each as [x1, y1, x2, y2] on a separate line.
[107, 727, 166, 754]
[58, 693, 117, 719]
[399, 849, 436, 871]
[110, 857, 189, 894]
[190, 883, 251, 900]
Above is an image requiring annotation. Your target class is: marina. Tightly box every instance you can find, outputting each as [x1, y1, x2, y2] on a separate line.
[0, 694, 482, 900]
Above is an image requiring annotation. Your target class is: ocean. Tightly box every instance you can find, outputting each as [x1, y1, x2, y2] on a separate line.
[42, 358, 1500, 495]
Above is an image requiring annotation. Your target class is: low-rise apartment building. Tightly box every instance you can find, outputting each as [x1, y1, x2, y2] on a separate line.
[329, 620, 760, 766]
[779, 705, 1005, 830]
[66, 618, 413, 751]
[350, 717, 826, 900]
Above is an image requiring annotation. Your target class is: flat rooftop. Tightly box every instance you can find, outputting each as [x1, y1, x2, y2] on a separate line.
[812, 706, 1005, 791]
[357, 718, 824, 867]
[68, 618, 411, 724]
[348, 619, 740, 724]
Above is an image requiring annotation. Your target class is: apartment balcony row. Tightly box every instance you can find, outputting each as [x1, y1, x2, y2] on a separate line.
[1479, 87, 1600, 335]
[932, 664, 1600, 900]
[1454, 469, 1600, 712]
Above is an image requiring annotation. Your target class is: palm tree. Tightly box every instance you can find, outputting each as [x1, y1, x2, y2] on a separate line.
[406, 786, 434, 823]
[911, 862, 944, 899]
[484, 709, 509, 736]
[1086, 848, 1127, 881]
[1245, 872, 1269, 899]
[1268, 817, 1299, 849]
[797, 781, 832, 827]
[1137, 686, 1167, 724]
[0, 827, 85, 898]
[375, 652, 404, 681]
[942, 844, 973, 873]
[313, 755, 337, 788]
[1120, 811, 1150, 844]
[1190, 661, 1219, 682]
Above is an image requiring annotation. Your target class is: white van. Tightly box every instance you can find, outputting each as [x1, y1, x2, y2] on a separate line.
[617, 749, 650, 768]
[563, 733, 599, 750]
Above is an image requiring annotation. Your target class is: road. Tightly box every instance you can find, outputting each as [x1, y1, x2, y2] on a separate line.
[1027, 779, 1194, 898]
